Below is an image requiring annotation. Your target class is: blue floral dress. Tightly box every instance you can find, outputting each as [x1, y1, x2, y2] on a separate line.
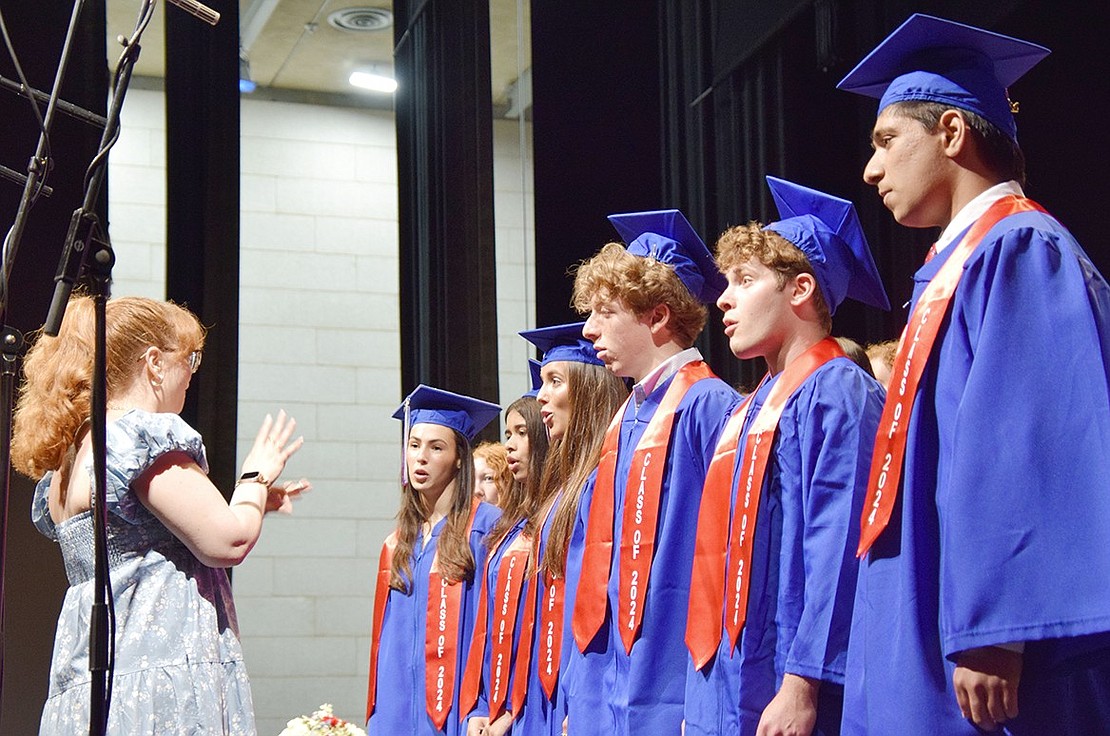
[32, 410, 256, 735]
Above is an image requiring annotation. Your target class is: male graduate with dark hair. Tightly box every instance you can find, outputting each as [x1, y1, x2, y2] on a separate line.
[837, 14, 1110, 735]
[683, 178, 887, 736]
[564, 210, 739, 735]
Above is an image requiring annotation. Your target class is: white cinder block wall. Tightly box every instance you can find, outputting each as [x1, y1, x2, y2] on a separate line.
[108, 88, 535, 734]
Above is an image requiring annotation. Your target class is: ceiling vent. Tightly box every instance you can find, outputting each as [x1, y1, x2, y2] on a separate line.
[326, 7, 394, 32]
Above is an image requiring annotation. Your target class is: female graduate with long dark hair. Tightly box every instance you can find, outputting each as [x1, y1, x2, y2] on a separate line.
[461, 324, 626, 736]
[366, 386, 501, 735]
[518, 323, 627, 735]
[459, 386, 552, 736]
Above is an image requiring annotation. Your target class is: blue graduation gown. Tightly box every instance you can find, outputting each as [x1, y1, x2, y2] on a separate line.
[554, 474, 593, 735]
[683, 359, 883, 736]
[562, 374, 738, 735]
[513, 485, 590, 736]
[843, 210, 1110, 735]
[368, 502, 501, 736]
[506, 486, 590, 732]
[462, 520, 532, 728]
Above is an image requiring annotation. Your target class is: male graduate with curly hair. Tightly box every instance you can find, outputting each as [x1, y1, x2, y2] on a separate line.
[564, 210, 739, 735]
[683, 178, 888, 736]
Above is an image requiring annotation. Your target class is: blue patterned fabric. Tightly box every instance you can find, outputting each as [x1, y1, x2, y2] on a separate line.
[32, 409, 256, 735]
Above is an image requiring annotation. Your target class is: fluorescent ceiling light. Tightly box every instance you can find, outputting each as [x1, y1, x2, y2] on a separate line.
[239, 46, 256, 94]
[349, 70, 397, 93]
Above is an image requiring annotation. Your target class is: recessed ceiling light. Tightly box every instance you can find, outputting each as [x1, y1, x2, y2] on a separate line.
[349, 70, 398, 93]
[327, 7, 394, 32]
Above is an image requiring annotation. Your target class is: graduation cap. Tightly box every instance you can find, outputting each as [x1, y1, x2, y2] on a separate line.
[837, 13, 1050, 140]
[607, 209, 727, 304]
[392, 384, 501, 442]
[763, 176, 891, 313]
[525, 359, 542, 398]
[519, 322, 603, 367]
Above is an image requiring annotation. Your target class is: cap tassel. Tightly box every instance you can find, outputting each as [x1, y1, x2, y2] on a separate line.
[400, 398, 411, 486]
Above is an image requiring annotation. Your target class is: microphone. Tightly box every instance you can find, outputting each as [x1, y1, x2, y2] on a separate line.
[166, 0, 220, 26]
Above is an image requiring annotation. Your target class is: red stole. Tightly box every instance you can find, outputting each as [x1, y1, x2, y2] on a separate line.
[535, 569, 565, 698]
[857, 195, 1047, 556]
[366, 496, 481, 729]
[365, 533, 398, 722]
[508, 545, 539, 713]
[458, 529, 532, 722]
[507, 495, 563, 711]
[535, 496, 567, 700]
[573, 360, 717, 653]
[686, 337, 845, 669]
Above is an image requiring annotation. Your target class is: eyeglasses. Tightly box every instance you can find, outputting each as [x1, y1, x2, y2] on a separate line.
[135, 347, 203, 374]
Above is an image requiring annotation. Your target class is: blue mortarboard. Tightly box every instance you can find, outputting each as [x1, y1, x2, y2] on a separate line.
[525, 359, 542, 397]
[837, 14, 1050, 141]
[607, 209, 727, 304]
[519, 322, 603, 367]
[392, 384, 501, 442]
[763, 176, 891, 314]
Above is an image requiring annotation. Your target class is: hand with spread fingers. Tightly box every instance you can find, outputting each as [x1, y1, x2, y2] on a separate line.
[239, 410, 306, 490]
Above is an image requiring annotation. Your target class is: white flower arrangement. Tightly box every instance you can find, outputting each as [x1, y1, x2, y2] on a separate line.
[278, 704, 367, 736]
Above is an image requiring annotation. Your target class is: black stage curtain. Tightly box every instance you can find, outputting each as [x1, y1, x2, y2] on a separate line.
[0, 2, 107, 731]
[660, 0, 1110, 390]
[530, 3, 665, 332]
[394, 0, 500, 426]
[165, 0, 240, 493]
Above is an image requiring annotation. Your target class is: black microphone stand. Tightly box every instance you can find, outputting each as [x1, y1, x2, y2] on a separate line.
[41, 2, 156, 731]
[0, 323, 21, 735]
[0, 1, 98, 733]
[0, 0, 215, 731]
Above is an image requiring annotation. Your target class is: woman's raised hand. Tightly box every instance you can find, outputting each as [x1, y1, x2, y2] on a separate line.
[240, 410, 306, 492]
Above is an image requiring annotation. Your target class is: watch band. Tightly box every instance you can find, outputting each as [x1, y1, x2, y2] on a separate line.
[236, 470, 271, 488]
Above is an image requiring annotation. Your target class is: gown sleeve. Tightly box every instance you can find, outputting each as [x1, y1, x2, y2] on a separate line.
[935, 223, 1110, 656]
[783, 363, 882, 682]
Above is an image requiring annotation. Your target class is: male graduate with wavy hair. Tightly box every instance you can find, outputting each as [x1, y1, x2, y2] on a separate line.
[564, 210, 739, 735]
[838, 14, 1110, 735]
[683, 178, 888, 736]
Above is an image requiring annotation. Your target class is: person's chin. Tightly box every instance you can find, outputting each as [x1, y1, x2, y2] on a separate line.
[891, 204, 934, 229]
[728, 337, 752, 360]
[606, 359, 631, 379]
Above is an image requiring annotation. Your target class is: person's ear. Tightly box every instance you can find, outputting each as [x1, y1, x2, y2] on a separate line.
[647, 303, 672, 335]
[143, 346, 166, 386]
[938, 109, 969, 159]
[790, 272, 818, 307]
